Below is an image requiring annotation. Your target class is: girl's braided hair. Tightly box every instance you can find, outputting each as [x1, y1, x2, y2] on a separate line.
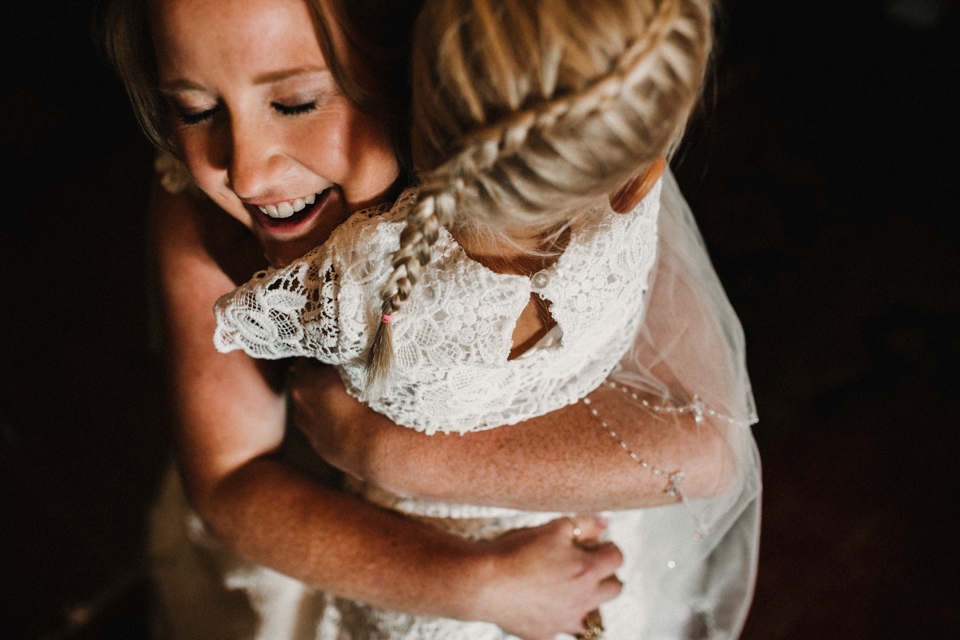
[367, 0, 715, 392]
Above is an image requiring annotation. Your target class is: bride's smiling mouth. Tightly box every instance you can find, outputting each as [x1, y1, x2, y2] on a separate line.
[246, 188, 335, 234]
[258, 193, 317, 219]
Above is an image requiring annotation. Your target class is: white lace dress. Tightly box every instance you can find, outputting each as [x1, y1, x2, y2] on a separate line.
[149, 175, 760, 640]
[213, 185, 659, 435]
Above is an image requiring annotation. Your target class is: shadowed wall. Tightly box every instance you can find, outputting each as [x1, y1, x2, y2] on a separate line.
[0, 0, 957, 638]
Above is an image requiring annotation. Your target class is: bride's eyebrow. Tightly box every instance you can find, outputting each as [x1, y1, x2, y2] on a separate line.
[252, 66, 330, 85]
[158, 67, 331, 94]
[158, 79, 207, 94]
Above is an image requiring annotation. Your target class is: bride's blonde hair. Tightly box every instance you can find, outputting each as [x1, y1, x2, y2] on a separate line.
[369, 0, 715, 390]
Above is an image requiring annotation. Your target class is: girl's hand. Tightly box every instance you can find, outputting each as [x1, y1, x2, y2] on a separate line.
[289, 359, 379, 477]
[472, 516, 623, 640]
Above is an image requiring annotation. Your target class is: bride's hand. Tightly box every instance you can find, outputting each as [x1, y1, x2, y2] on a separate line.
[472, 516, 623, 640]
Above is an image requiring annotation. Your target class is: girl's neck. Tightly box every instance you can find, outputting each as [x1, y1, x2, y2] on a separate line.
[451, 225, 572, 277]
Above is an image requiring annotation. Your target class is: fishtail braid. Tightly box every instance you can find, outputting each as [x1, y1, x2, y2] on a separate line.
[367, 0, 714, 392]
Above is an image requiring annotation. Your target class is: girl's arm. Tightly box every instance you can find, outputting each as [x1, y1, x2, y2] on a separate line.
[292, 362, 733, 513]
[154, 186, 622, 640]
[293, 174, 746, 514]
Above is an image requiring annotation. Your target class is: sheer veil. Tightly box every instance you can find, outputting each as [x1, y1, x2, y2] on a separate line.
[605, 168, 761, 638]
[615, 168, 756, 425]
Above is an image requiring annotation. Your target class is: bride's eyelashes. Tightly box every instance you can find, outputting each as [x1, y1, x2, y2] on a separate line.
[176, 106, 218, 125]
[173, 101, 318, 126]
[272, 101, 317, 116]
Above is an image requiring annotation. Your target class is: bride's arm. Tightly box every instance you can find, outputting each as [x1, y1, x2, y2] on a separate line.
[292, 361, 734, 513]
[154, 186, 622, 639]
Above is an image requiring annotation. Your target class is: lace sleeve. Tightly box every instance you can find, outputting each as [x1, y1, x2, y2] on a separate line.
[212, 203, 398, 365]
[213, 250, 346, 363]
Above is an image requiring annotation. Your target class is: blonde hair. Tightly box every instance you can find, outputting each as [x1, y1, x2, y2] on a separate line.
[368, 0, 715, 391]
[98, 0, 422, 172]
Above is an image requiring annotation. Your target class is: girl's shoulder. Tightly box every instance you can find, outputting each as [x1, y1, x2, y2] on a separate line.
[563, 177, 662, 258]
[286, 189, 415, 273]
[346, 188, 418, 226]
[325, 188, 417, 246]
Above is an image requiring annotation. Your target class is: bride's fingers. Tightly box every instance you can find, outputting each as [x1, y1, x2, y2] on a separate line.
[598, 573, 624, 600]
[573, 576, 621, 638]
[565, 514, 609, 542]
[584, 540, 624, 577]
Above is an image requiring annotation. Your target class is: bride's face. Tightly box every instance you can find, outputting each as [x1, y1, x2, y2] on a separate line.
[151, 0, 400, 259]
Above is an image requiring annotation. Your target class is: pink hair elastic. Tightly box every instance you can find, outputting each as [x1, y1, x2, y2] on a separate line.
[381, 313, 395, 323]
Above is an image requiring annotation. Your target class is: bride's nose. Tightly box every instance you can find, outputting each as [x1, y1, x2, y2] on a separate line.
[224, 118, 286, 200]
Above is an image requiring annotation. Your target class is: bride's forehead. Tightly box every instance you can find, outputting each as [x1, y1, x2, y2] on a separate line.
[150, 0, 332, 69]
[150, 0, 326, 46]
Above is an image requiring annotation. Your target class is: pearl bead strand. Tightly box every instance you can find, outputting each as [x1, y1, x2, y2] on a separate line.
[580, 380, 748, 540]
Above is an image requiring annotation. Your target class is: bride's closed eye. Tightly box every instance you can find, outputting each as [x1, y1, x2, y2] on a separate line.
[172, 101, 316, 126]
[272, 101, 317, 116]
[176, 106, 219, 125]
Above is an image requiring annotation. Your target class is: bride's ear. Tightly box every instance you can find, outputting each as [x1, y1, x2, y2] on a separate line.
[609, 156, 666, 214]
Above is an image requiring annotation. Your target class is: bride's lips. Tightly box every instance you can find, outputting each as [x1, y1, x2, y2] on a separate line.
[246, 188, 334, 235]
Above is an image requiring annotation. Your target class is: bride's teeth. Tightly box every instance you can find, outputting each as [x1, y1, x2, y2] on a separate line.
[257, 194, 320, 219]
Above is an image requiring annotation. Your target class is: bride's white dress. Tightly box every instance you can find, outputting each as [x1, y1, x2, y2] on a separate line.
[150, 171, 761, 640]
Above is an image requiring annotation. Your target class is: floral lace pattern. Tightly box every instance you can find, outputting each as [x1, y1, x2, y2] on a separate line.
[155, 174, 762, 640]
[211, 184, 663, 637]
[214, 184, 660, 436]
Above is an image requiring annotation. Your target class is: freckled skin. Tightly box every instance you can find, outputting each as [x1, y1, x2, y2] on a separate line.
[151, 0, 400, 264]
[149, 0, 734, 637]
[148, 0, 630, 636]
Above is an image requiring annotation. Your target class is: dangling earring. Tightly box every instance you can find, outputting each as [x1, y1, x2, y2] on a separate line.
[609, 156, 666, 214]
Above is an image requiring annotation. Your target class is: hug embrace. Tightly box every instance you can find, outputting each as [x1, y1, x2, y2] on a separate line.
[101, 0, 760, 638]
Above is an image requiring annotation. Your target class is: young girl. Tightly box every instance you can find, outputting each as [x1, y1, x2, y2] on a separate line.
[212, 0, 760, 638]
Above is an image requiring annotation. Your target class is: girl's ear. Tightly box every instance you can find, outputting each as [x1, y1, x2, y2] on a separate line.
[609, 156, 667, 214]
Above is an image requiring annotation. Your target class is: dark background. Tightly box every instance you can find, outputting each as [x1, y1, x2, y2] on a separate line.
[1, 0, 958, 638]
